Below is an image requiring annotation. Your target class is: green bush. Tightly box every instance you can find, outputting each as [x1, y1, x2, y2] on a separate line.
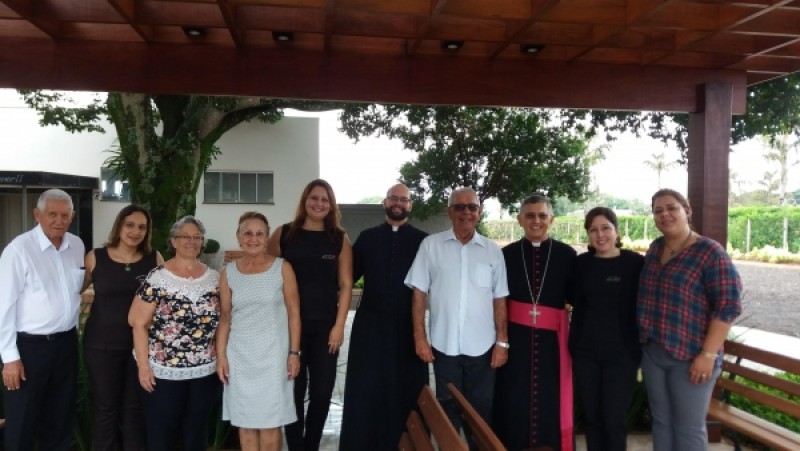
[203, 238, 221, 254]
[727, 372, 800, 434]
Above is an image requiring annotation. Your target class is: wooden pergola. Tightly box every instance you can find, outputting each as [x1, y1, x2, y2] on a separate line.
[2, 0, 800, 243]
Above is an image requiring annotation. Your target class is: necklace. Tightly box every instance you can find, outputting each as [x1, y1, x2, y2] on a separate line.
[520, 239, 552, 325]
[668, 229, 693, 256]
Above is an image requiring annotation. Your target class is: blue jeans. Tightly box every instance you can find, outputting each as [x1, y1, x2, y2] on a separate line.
[432, 347, 495, 434]
[641, 342, 721, 451]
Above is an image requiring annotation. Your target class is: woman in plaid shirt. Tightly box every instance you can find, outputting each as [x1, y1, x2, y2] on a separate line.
[637, 189, 742, 451]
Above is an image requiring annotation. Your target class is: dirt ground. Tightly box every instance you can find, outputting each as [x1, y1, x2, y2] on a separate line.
[734, 260, 800, 338]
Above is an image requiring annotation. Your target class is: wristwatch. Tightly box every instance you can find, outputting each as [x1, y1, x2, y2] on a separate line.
[289, 350, 302, 356]
[495, 340, 510, 349]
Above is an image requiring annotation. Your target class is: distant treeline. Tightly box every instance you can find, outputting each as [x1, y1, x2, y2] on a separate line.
[484, 206, 800, 253]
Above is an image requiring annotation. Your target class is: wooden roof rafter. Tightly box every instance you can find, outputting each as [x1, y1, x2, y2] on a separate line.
[3, 0, 61, 38]
[108, 0, 153, 42]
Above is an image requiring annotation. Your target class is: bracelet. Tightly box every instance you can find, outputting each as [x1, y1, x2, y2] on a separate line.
[699, 350, 716, 360]
[495, 341, 510, 349]
[288, 350, 302, 356]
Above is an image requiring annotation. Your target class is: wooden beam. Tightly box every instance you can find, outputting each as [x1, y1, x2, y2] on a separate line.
[0, 37, 748, 113]
[687, 83, 733, 245]
[216, 0, 242, 47]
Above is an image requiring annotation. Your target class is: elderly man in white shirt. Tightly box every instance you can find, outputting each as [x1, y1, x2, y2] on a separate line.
[405, 186, 509, 440]
[0, 189, 85, 451]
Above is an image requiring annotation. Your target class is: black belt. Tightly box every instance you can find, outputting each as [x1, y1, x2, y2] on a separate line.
[17, 327, 76, 341]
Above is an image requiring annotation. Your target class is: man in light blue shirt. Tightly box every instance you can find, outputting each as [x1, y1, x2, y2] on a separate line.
[0, 189, 85, 451]
[405, 186, 509, 437]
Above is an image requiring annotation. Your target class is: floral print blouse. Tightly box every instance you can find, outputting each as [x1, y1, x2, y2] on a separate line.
[136, 265, 220, 380]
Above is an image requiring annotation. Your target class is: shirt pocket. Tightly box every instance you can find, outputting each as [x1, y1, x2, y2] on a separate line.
[472, 263, 492, 288]
[73, 268, 86, 294]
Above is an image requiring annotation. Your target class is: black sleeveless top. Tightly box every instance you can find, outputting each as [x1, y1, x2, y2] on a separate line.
[83, 247, 159, 350]
[280, 223, 343, 322]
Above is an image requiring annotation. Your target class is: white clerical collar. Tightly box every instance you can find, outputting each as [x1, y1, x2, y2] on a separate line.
[392, 225, 399, 232]
[528, 238, 549, 248]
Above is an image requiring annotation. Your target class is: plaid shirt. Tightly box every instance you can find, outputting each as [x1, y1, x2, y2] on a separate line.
[637, 236, 742, 361]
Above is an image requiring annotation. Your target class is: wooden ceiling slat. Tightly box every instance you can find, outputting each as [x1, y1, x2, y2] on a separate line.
[216, 0, 243, 46]
[439, 0, 529, 20]
[333, 10, 417, 38]
[3, 0, 61, 37]
[336, 0, 429, 15]
[731, 8, 800, 36]
[107, 0, 154, 41]
[0, 18, 49, 38]
[236, 5, 325, 32]
[138, 1, 226, 27]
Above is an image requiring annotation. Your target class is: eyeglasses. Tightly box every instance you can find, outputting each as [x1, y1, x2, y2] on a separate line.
[450, 203, 480, 212]
[175, 235, 204, 242]
[387, 195, 411, 204]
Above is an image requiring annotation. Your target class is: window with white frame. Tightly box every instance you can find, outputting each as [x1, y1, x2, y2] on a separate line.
[100, 167, 131, 201]
[204, 171, 274, 204]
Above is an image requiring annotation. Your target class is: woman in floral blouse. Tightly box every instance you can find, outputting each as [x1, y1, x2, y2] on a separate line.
[129, 216, 221, 451]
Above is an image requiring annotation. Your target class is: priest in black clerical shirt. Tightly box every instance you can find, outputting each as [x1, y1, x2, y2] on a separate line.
[339, 183, 429, 450]
[493, 194, 577, 451]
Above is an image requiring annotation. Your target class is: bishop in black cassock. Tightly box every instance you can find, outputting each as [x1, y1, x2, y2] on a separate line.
[493, 197, 577, 451]
[339, 185, 429, 450]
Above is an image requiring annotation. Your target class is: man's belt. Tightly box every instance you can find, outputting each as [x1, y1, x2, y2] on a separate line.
[17, 327, 76, 341]
[508, 299, 574, 451]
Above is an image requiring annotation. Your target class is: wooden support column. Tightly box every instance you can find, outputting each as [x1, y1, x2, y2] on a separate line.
[687, 83, 733, 245]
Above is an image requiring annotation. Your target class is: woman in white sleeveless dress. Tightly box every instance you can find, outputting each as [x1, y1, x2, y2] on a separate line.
[216, 212, 302, 450]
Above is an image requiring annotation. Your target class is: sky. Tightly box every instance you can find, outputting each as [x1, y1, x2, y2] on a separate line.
[1, 89, 791, 213]
[297, 109, 791, 209]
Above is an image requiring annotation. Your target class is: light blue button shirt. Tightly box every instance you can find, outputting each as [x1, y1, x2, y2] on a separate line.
[405, 229, 508, 357]
[0, 224, 85, 362]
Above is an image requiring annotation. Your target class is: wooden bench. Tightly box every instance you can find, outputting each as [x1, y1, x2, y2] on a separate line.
[707, 339, 800, 451]
[446, 383, 506, 451]
[399, 385, 467, 451]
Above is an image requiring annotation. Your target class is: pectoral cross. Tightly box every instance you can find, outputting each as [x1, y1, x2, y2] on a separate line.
[529, 305, 541, 325]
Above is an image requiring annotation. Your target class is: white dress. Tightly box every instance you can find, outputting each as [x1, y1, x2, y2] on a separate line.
[222, 259, 296, 428]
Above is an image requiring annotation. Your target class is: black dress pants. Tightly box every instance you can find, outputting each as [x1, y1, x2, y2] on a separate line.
[285, 319, 339, 451]
[3, 329, 78, 451]
[573, 347, 639, 451]
[84, 346, 145, 451]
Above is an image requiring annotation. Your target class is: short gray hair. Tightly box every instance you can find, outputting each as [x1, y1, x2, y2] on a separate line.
[37, 189, 73, 211]
[169, 215, 206, 239]
[448, 187, 478, 206]
[521, 194, 554, 216]
[167, 215, 207, 256]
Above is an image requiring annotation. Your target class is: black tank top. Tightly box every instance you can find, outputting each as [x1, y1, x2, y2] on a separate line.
[280, 224, 342, 322]
[83, 247, 158, 350]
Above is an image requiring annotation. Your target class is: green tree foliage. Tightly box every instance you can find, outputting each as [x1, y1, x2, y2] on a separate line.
[339, 105, 591, 218]
[559, 73, 800, 162]
[19, 90, 337, 250]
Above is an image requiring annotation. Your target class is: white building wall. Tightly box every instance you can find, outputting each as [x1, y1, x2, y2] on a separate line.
[198, 117, 319, 250]
[0, 91, 320, 251]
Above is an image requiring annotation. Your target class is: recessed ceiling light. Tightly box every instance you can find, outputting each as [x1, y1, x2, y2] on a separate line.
[520, 44, 544, 54]
[441, 40, 464, 50]
[182, 27, 206, 37]
[273, 31, 294, 42]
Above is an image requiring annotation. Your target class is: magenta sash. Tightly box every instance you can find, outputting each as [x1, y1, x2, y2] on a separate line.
[508, 299, 573, 451]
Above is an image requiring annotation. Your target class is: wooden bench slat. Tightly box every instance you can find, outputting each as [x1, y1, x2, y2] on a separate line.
[708, 399, 800, 451]
[722, 360, 800, 398]
[447, 383, 506, 451]
[398, 432, 415, 451]
[716, 378, 800, 419]
[417, 386, 467, 451]
[724, 340, 800, 374]
[406, 411, 433, 451]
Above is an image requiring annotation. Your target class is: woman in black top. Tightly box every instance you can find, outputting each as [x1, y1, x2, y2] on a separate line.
[267, 179, 353, 451]
[569, 207, 644, 451]
[82, 204, 163, 451]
